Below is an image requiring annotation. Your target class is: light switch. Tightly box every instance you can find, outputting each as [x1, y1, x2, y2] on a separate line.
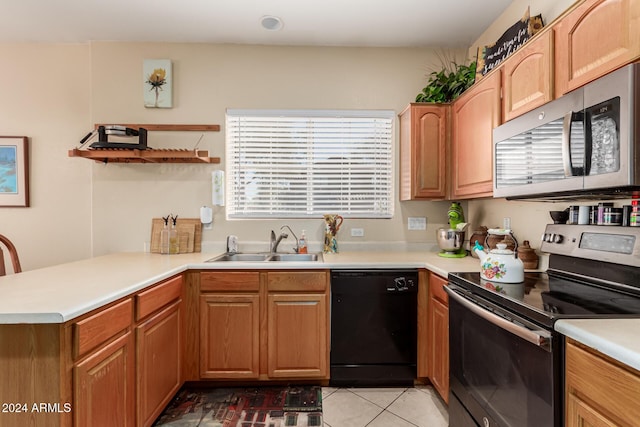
[351, 228, 364, 237]
[408, 217, 426, 230]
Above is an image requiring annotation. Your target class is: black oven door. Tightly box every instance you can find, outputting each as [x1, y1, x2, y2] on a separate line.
[446, 285, 561, 427]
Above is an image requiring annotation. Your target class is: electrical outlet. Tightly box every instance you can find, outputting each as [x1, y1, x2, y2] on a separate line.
[351, 228, 364, 237]
[408, 217, 427, 230]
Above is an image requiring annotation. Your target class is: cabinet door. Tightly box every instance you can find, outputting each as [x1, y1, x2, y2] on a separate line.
[136, 300, 181, 427]
[417, 269, 429, 378]
[399, 103, 449, 200]
[502, 31, 554, 121]
[74, 332, 135, 427]
[451, 71, 501, 199]
[554, 0, 640, 96]
[267, 293, 328, 378]
[566, 393, 618, 427]
[199, 293, 260, 379]
[428, 272, 449, 403]
[565, 340, 640, 426]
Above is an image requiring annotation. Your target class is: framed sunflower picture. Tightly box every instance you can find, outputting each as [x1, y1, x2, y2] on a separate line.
[143, 59, 173, 108]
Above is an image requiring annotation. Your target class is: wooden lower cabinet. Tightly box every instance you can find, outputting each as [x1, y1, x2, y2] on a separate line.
[428, 272, 449, 403]
[267, 293, 328, 378]
[199, 293, 260, 379]
[198, 270, 329, 381]
[74, 332, 136, 427]
[417, 269, 429, 378]
[565, 339, 640, 427]
[136, 301, 182, 427]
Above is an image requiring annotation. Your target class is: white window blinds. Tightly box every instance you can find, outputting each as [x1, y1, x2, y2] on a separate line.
[226, 109, 394, 219]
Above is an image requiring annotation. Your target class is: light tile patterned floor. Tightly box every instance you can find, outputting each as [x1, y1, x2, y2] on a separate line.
[322, 386, 448, 427]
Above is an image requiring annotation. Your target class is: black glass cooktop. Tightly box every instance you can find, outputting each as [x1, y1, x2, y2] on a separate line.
[448, 271, 640, 328]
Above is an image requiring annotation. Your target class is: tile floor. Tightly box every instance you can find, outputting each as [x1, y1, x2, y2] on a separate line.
[321, 386, 448, 427]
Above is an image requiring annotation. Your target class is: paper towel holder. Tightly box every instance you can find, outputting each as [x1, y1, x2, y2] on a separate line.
[212, 170, 225, 206]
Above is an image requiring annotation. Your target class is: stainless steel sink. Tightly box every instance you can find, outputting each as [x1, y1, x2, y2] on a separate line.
[268, 253, 322, 262]
[206, 252, 323, 262]
[207, 253, 272, 262]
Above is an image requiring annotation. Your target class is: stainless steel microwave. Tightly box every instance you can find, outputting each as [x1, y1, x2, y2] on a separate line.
[493, 62, 640, 200]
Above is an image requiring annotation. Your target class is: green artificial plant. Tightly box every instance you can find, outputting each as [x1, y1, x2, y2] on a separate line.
[415, 61, 477, 103]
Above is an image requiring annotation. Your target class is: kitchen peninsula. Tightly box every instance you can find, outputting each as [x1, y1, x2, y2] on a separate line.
[0, 251, 478, 427]
[1, 251, 640, 427]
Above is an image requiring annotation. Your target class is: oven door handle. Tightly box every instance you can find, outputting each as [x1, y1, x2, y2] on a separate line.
[445, 287, 552, 352]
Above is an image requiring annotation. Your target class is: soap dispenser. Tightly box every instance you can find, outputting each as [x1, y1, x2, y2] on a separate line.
[298, 230, 308, 254]
[160, 215, 170, 254]
[169, 215, 179, 254]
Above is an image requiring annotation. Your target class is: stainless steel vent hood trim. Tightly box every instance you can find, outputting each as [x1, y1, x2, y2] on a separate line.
[505, 186, 640, 202]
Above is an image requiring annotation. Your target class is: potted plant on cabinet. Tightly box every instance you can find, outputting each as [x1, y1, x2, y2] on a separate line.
[415, 60, 477, 103]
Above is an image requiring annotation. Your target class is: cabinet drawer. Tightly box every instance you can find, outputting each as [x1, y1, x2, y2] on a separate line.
[429, 272, 448, 304]
[136, 275, 182, 321]
[74, 298, 133, 359]
[267, 271, 328, 292]
[200, 271, 260, 292]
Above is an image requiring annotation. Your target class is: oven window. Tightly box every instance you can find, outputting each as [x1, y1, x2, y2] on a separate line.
[449, 296, 558, 427]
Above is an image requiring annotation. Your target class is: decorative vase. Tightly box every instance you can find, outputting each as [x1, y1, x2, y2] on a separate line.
[323, 214, 343, 253]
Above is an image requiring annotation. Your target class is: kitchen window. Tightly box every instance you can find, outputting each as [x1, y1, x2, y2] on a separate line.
[226, 109, 394, 219]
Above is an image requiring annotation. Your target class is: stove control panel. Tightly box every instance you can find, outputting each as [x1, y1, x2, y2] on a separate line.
[540, 224, 640, 267]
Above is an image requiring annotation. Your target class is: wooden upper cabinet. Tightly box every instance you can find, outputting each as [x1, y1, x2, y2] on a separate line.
[399, 103, 449, 200]
[451, 70, 501, 199]
[502, 30, 554, 121]
[554, 0, 640, 97]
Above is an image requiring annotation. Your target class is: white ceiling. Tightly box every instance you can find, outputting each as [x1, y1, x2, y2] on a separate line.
[0, 0, 512, 47]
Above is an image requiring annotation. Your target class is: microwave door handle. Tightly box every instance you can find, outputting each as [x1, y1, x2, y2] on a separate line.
[445, 287, 552, 351]
[562, 111, 574, 177]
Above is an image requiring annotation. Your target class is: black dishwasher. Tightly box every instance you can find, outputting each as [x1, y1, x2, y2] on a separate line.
[330, 269, 418, 386]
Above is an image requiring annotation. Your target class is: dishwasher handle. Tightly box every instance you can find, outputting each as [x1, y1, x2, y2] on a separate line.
[445, 285, 552, 352]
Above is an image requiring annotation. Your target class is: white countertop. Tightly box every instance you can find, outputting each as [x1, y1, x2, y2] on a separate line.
[0, 250, 481, 324]
[555, 319, 640, 372]
[4, 250, 637, 372]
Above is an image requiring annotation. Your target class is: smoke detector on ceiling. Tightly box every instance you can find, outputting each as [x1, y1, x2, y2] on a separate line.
[261, 15, 284, 31]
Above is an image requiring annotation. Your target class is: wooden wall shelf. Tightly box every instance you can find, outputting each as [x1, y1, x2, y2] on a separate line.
[68, 148, 221, 164]
[69, 123, 222, 163]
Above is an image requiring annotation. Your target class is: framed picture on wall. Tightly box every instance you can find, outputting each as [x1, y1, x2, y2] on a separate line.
[0, 136, 29, 207]
[143, 59, 173, 108]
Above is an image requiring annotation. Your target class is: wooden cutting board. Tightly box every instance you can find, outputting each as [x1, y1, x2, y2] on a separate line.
[150, 218, 202, 253]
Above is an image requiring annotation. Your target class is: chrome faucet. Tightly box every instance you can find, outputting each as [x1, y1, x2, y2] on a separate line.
[269, 225, 299, 253]
[280, 225, 299, 253]
[270, 230, 288, 253]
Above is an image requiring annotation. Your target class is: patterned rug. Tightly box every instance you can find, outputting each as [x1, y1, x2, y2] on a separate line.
[153, 385, 323, 427]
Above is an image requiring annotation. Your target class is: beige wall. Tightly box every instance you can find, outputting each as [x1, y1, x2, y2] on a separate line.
[0, 0, 597, 268]
[0, 43, 92, 271]
[88, 42, 470, 255]
[463, 0, 578, 249]
[468, 0, 577, 60]
[2, 41, 472, 267]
